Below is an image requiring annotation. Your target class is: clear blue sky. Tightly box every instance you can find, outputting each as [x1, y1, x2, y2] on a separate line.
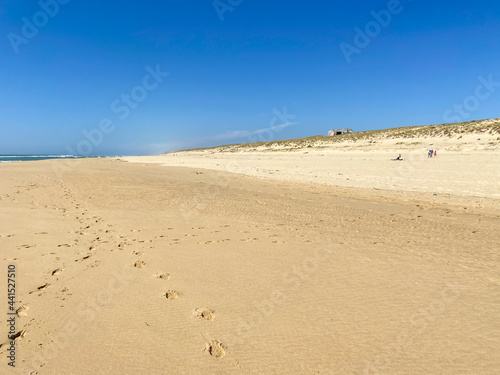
[1, 0, 500, 155]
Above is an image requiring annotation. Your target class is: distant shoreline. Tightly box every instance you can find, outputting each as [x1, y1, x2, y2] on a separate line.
[0, 155, 106, 163]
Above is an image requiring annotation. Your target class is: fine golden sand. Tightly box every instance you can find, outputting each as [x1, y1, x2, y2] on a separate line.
[1, 141, 499, 374]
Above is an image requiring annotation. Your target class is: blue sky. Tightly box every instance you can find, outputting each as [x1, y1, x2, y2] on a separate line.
[1, 0, 500, 155]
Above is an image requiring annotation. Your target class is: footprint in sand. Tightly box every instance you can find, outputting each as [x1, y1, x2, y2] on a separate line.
[9, 330, 27, 341]
[194, 308, 215, 321]
[155, 273, 170, 280]
[75, 255, 91, 262]
[87, 260, 101, 269]
[204, 340, 227, 359]
[29, 283, 50, 294]
[20, 244, 36, 249]
[16, 305, 29, 317]
[134, 261, 146, 268]
[51, 267, 64, 276]
[165, 290, 180, 300]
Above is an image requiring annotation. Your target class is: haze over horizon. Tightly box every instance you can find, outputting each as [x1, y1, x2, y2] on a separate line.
[2, 0, 500, 155]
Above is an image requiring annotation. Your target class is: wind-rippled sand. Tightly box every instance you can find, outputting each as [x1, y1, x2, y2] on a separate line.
[0, 152, 498, 374]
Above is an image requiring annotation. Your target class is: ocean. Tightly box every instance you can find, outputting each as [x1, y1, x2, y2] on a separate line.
[0, 155, 84, 163]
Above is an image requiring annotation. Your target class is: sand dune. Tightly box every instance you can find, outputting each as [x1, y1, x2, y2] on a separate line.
[123, 122, 500, 203]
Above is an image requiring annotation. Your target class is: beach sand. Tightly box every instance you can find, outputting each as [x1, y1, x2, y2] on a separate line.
[1, 148, 499, 374]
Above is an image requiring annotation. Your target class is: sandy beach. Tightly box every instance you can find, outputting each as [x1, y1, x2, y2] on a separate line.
[1, 136, 499, 374]
[124, 128, 500, 202]
[3, 0, 500, 371]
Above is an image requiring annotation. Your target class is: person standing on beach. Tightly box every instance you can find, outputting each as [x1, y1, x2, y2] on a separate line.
[434, 150, 437, 157]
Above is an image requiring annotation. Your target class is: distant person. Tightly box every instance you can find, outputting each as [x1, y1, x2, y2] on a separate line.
[392, 154, 403, 161]
[434, 150, 437, 157]
[428, 150, 431, 158]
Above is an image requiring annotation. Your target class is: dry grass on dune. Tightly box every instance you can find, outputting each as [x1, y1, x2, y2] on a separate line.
[173, 118, 500, 153]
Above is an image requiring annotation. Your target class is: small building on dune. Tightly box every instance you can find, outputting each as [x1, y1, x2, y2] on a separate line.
[328, 128, 354, 136]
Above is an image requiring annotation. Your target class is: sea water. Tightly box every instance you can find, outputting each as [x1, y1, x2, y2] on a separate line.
[0, 155, 84, 163]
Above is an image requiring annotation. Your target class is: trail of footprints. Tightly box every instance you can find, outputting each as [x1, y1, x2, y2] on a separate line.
[2, 177, 122, 349]
[133, 249, 227, 359]
[127, 222, 298, 359]
[4, 175, 228, 360]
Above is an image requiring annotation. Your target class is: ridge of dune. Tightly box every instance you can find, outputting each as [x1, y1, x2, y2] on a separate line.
[170, 118, 500, 154]
[122, 119, 500, 201]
